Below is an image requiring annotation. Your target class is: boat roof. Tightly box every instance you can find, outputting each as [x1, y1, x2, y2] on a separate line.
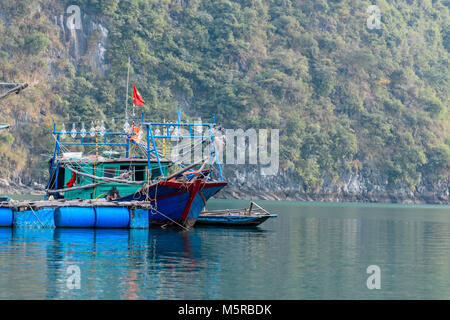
[57, 157, 172, 164]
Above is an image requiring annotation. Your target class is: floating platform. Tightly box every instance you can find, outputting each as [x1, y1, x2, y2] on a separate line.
[196, 202, 277, 227]
[0, 199, 156, 229]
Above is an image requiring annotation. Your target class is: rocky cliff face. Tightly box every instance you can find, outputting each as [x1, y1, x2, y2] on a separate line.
[51, 9, 109, 73]
[218, 166, 449, 204]
[0, 178, 44, 196]
[3, 4, 447, 205]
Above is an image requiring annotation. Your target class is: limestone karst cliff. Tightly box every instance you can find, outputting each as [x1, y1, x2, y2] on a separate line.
[0, 1, 448, 203]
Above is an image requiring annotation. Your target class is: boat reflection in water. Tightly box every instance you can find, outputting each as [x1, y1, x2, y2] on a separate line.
[0, 225, 269, 299]
[48, 228, 205, 299]
[0, 228, 12, 246]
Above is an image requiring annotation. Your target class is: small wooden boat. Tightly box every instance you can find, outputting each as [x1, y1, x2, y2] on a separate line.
[196, 202, 277, 227]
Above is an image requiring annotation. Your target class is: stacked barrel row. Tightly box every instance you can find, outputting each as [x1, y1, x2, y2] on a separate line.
[0, 207, 151, 228]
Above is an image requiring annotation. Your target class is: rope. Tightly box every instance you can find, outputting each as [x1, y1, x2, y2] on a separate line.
[28, 204, 45, 229]
[148, 203, 190, 231]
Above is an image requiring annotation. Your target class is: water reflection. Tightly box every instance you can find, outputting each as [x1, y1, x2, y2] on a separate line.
[0, 201, 449, 299]
[0, 228, 12, 244]
[0, 226, 270, 299]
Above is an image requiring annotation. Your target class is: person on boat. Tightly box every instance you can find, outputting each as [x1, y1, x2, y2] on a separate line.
[108, 186, 120, 200]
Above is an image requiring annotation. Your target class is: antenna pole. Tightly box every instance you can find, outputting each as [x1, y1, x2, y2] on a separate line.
[125, 56, 131, 119]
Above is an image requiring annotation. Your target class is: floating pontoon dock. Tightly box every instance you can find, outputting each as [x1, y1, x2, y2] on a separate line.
[0, 199, 169, 229]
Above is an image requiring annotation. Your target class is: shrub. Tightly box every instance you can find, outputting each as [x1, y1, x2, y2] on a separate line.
[24, 32, 51, 55]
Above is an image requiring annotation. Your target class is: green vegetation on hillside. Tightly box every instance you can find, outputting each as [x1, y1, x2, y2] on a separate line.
[0, 0, 448, 191]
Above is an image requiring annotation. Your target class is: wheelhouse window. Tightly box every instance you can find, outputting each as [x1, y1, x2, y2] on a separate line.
[134, 165, 146, 181]
[119, 165, 130, 176]
[104, 167, 116, 178]
[119, 164, 147, 181]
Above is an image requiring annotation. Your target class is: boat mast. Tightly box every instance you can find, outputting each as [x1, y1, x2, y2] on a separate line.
[125, 57, 131, 119]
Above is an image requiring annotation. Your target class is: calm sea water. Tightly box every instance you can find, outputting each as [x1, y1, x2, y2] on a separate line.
[0, 199, 449, 300]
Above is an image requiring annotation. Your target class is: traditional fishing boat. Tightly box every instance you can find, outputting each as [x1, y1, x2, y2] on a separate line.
[43, 110, 227, 228]
[0, 79, 227, 229]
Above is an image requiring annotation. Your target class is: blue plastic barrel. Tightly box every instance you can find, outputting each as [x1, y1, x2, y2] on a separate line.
[95, 207, 130, 228]
[0, 207, 13, 227]
[55, 207, 96, 228]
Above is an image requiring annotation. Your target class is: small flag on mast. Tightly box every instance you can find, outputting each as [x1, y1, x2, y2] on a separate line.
[132, 84, 145, 106]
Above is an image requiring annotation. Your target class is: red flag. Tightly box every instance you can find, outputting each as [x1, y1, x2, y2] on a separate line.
[132, 84, 145, 106]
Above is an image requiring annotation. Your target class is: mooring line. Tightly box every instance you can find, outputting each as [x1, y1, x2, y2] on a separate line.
[149, 205, 189, 231]
[28, 204, 45, 229]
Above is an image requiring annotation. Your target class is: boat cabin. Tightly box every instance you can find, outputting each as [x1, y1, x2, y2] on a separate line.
[48, 158, 170, 200]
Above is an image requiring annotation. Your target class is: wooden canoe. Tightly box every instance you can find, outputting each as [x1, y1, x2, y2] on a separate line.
[196, 202, 277, 227]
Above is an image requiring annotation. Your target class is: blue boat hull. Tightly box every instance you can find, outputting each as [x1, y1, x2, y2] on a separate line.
[118, 180, 205, 227]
